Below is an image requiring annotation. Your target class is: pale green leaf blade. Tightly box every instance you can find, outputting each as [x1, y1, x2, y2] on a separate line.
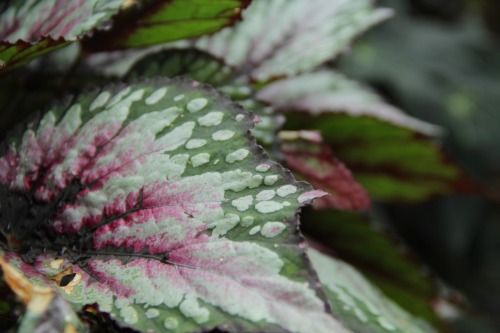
[309, 249, 437, 333]
[195, 0, 392, 81]
[0, 78, 348, 333]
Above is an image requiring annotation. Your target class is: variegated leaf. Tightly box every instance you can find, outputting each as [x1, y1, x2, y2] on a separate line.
[127, 49, 284, 146]
[257, 70, 441, 136]
[195, 0, 392, 82]
[0, 78, 350, 333]
[0, 0, 123, 71]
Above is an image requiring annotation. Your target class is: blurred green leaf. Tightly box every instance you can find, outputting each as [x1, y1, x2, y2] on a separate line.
[302, 209, 440, 326]
[309, 248, 437, 333]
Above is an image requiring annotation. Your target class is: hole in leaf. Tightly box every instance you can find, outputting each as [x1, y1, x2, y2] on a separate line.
[59, 273, 76, 287]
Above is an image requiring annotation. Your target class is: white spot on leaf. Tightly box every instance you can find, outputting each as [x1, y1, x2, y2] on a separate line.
[256, 190, 275, 201]
[260, 222, 286, 238]
[186, 139, 207, 149]
[241, 216, 254, 227]
[226, 149, 249, 163]
[255, 201, 284, 214]
[164, 317, 179, 329]
[191, 153, 210, 167]
[145, 87, 167, 105]
[212, 130, 235, 141]
[146, 308, 159, 318]
[198, 111, 223, 126]
[187, 98, 208, 113]
[255, 164, 271, 172]
[90, 91, 111, 111]
[277, 185, 297, 197]
[264, 175, 278, 185]
[173, 94, 185, 101]
[120, 306, 138, 324]
[249, 226, 261, 235]
[232, 195, 254, 211]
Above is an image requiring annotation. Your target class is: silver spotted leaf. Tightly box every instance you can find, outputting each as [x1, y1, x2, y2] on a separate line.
[309, 249, 437, 333]
[0, 78, 350, 333]
[195, 0, 393, 82]
[127, 48, 284, 146]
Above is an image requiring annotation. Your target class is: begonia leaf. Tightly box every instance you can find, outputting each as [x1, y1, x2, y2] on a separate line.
[309, 248, 437, 333]
[279, 130, 370, 211]
[0, 78, 351, 333]
[0, 0, 123, 71]
[195, 0, 393, 82]
[127, 49, 284, 146]
[284, 112, 464, 202]
[257, 70, 441, 136]
[83, 0, 250, 51]
[302, 210, 441, 327]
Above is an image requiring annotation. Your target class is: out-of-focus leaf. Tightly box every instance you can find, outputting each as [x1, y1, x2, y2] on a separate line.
[279, 130, 370, 211]
[0, 38, 71, 72]
[84, 0, 250, 51]
[0, 0, 123, 71]
[0, 256, 84, 333]
[257, 70, 441, 136]
[309, 248, 437, 333]
[0, 78, 354, 333]
[285, 113, 464, 202]
[301, 209, 440, 326]
[195, 0, 392, 82]
[127, 48, 284, 146]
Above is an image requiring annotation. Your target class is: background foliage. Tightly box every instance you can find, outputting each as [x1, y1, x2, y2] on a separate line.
[0, 0, 499, 332]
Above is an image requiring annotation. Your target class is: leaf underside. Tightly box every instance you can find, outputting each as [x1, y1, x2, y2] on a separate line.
[279, 130, 371, 211]
[0, 78, 349, 333]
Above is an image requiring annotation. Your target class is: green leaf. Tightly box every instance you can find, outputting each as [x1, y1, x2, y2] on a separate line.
[279, 130, 370, 211]
[0, 78, 352, 333]
[309, 248, 437, 333]
[195, 0, 392, 82]
[0, 0, 123, 71]
[301, 210, 441, 327]
[83, 0, 250, 51]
